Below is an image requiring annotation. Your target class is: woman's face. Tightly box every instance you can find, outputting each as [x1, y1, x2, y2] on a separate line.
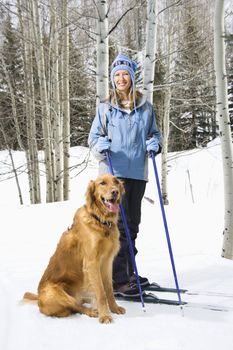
[114, 70, 132, 94]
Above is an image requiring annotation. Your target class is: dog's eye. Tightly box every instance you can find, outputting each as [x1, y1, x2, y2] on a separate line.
[114, 178, 120, 185]
[99, 181, 106, 186]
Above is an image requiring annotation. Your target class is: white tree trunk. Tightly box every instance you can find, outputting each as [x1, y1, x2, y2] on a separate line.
[214, 0, 233, 259]
[1, 20, 41, 205]
[161, 0, 174, 204]
[31, 0, 55, 202]
[26, 31, 41, 204]
[50, 0, 63, 201]
[96, 0, 109, 103]
[143, 0, 157, 103]
[61, 0, 70, 201]
[18, 0, 41, 204]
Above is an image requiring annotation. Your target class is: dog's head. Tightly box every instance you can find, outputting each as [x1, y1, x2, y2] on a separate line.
[86, 174, 125, 215]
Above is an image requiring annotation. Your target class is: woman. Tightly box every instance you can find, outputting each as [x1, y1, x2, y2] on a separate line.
[88, 53, 162, 297]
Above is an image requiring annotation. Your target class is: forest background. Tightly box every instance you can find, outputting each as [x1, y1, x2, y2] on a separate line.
[0, 0, 232, 205]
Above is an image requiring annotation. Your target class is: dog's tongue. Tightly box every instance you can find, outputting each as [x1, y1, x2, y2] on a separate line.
[105, 201, 119, 213]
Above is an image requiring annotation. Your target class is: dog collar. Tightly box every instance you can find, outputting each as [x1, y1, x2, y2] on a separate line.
[91, 214, 112, 228]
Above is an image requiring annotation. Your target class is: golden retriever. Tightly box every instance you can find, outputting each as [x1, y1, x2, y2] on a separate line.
[23, 173, 126, 324]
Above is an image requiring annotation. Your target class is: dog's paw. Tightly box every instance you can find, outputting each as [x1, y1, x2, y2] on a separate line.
[115, 305, 126, 314]
[110, 304, 126, 314]
[87, 308, 98, 318]
[99, 315, 113, 324]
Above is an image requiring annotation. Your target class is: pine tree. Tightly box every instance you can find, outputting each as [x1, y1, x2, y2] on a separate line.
[170, 3, 216, 151]
[0, 14, 24, 150]
[69, 36, 96, 147]
[153, 53, 166, 132]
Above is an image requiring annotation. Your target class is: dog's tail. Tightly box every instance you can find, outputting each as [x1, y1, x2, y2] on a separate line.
[22, 292, 38, 304]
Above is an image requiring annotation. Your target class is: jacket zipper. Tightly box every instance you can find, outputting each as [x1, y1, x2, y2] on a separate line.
[128, 114, 132, 173]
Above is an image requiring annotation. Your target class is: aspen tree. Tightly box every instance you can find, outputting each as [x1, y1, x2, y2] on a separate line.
[143, 0, 157, 104]
[50, 0, 63, 201]
[31, 0, 54, 202]
[95, 0, 109, 103]
[61, 0, 70, 201]
[17, 0, 41, 204]
[214, 0, 233, 259]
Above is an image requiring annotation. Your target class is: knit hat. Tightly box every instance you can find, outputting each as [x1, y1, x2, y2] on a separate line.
[110, 53, 137, 90]
[110, 54, 137, 111]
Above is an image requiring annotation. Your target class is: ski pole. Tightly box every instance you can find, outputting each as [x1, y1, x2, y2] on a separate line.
[105, 150, 145, 311]
[151, 151, 183, 308]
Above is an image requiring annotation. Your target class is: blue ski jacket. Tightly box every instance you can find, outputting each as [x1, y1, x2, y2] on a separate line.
[88, 94, 162, 181]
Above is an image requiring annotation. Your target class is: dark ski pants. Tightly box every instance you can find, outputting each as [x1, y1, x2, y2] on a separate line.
[113, 178, 146, 285]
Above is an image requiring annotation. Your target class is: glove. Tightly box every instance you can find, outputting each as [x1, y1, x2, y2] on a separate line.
[146, 138, 159, 154]
[97, 136, 111, 153]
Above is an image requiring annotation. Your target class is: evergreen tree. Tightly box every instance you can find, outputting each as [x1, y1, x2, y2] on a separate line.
[69, 35, 96, 147]
[0, 14, 24, 150]
[153, 53, 166, 132]
[170, 3, 216, 151]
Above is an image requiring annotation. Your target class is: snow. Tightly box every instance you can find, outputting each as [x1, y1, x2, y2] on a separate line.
[1, 139, 233, 350]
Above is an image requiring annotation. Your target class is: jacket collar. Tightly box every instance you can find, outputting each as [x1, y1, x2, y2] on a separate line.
[109, 93, 147, 112]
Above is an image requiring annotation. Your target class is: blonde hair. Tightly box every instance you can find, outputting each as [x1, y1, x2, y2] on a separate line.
[109, 89, 142, 110]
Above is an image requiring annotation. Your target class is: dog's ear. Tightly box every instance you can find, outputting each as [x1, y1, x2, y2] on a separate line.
[86, 180, 96, 208]
[118, 179, 125, 200]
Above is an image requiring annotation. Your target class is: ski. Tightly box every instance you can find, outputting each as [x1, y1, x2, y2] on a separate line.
[115, 291, 231, 312]
[115, 291, 186, 306]
[145, 282, 187, 294]
[145, 282, 233, 298]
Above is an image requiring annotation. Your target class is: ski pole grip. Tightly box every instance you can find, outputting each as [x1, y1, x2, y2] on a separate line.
[149, 150, 156, 158]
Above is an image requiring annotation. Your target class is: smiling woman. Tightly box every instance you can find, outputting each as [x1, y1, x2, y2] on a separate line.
[88, 53, 162, 297]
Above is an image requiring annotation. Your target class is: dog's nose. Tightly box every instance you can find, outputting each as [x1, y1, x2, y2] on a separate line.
[111, 189, 119, 199]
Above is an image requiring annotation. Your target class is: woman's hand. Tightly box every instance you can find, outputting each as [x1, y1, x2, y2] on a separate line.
[97, 136, 111, 153]
[146, 138, 159, 154]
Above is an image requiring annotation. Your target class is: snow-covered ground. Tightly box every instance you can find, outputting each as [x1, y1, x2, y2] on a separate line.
[1, 139, 233, 350]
